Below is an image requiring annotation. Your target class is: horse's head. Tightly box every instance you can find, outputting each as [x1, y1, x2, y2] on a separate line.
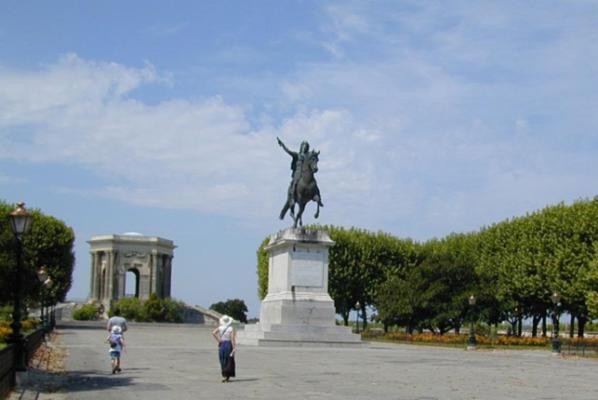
[307, 150, 319, 173]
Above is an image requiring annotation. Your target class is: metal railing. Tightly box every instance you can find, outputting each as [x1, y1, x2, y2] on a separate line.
[561, 339, 598, 357]
[0, 327, 47, 399]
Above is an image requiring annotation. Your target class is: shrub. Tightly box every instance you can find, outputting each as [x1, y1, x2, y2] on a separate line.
[73, 303, 101, 320]
[142, 294, 165, 321]
[110, 297, 142, 320]
[109, 296, 185, 323]
[161, 298, 185, 323]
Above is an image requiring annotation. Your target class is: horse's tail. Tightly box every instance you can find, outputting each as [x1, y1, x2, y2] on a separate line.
[279, 203, 289, 220]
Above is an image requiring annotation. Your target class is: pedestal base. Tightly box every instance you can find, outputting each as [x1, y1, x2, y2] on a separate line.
[237, 228, 363, 347]
[239, 322, 364, 347]
[238, 291, 363, 347]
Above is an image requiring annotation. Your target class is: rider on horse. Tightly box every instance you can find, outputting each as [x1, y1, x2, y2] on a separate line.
[277, 137, 310, 210]
[277, 137, 324, 226]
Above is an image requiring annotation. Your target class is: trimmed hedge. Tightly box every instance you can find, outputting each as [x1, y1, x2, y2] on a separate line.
[110, 295, 185, 323]
[72, 303, 101, 321]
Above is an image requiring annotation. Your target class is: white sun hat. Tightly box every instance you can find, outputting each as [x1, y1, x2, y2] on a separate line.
[219, 315, 233, 327]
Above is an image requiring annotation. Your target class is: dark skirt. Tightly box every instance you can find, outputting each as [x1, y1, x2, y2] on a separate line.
[218, 340, 236, 378]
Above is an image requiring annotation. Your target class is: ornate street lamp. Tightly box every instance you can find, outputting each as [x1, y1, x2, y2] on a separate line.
[8, 202, 33, 371]
[355, 301, 361, 334]
[550, 292, 561, 354]
[467, 295, 477, 350]
[37, 266, 53, 332]
[38, 266, 47, 328]
[45, 277, 54, 331]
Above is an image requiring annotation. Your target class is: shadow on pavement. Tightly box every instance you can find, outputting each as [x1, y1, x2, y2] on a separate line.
[226, 378, 260, 383]
[62, 370, 136, 392]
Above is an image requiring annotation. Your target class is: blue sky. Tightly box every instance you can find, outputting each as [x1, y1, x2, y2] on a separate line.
[1, 1, 597, 317]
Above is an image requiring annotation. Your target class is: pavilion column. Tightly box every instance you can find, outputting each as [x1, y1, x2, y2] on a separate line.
[150, 252, 157, 296]
[89, 252, 97, 300]
[106, 251, 114, 300]
[164, 255, 173, 298]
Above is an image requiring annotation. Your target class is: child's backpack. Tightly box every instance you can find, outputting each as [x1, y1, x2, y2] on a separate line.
[109, 333, 121, 348]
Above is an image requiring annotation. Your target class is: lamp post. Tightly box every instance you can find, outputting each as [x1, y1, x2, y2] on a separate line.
[45, 278, 54, 330]
[37, 266, 53, 332]
[550, 292, 561, 354]
[355, 301, 361, 334]
[38, 266, 47, 329]
[467, 295, 477, 350]
[8, 202, 33, 371]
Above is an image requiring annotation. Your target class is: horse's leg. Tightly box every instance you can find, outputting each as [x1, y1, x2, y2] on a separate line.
[311, 191, 323, 218]
[291, 200, 299, 228]
[296, 202, 306, 227]
[315, 188, 323, 207]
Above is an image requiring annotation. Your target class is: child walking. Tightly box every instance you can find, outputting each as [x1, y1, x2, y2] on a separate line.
[106, 325, 125, 374]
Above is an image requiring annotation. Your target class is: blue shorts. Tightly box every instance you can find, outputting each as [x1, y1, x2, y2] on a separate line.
[110, 351, 121, 359]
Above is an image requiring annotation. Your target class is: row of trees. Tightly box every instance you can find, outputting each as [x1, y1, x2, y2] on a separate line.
[256, 197, 598, 337]
[0, 200, 75, 313]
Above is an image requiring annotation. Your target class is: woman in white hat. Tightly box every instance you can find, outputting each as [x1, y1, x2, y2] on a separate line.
[211, 315, 237, 382]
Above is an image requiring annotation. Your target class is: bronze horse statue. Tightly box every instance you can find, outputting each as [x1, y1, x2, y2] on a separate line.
[279, 150, 324, 228]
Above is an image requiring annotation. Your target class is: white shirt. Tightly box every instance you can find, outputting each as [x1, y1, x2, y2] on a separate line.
[218, 325, 233, 341]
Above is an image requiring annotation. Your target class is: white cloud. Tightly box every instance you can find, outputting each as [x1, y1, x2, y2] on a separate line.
[2, 0, 598, 240]
[0, 55, 376, 223]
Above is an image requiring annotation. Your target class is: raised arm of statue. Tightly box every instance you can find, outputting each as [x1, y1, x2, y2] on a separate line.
[277, 137, 296, 157]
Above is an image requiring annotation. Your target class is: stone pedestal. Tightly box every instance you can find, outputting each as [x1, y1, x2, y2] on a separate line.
[238, 228, 362, 347]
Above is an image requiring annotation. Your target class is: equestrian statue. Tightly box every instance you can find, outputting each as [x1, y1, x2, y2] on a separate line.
[277, 137, 324, 228]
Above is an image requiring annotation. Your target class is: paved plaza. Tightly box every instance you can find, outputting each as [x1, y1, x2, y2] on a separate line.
[10, 323, 598, 400]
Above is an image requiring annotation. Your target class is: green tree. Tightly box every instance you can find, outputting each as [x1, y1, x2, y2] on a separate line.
[210, 298, 248, 323]
[582, 244, 598, 320]
[376, 272, 426, 333]
[257, 237, 269, 300]
[475, 198, 598, 337]
[0, 200, 75, 308]
[418, 234, 478, 334]
[327, 226, 365, 325]
[256, 198, 598, 336]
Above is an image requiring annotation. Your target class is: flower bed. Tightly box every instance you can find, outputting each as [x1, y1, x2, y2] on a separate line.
[362, 330, 554, 347]
[0, 319, 40, 343]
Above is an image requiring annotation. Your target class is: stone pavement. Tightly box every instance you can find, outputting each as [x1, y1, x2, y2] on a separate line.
[10, 323, 598, 400]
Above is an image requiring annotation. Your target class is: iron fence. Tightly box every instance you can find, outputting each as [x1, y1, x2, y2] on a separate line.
[0, 328, 46, 399]
[561, 339, 598, 358]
